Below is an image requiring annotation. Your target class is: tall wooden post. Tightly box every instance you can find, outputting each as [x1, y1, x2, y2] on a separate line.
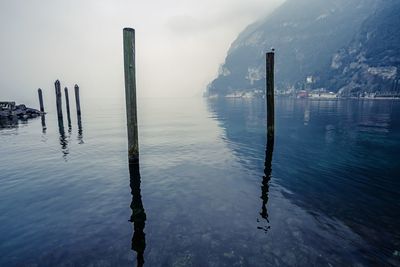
[123, 28, 139, 163]
[74, 84, 81, 116]
[64, 87, 72, 127]
[266, 51, 275, 143]
[38, 88, 44, 113]
[259, 50, 276, 232]
[54, 80, 63, 120]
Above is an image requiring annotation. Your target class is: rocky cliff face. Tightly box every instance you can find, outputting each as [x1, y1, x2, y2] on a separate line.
[325, 0, 400, 96]
[207, 0, 385, 96]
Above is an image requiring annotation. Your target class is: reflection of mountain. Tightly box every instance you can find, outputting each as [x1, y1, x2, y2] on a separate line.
[207, 98, 400, 263]
[208, 99, 266, 168]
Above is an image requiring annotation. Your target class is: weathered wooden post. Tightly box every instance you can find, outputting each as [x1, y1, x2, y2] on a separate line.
[259, 53, 275, 232]
[266, 50, 275, 143]
[74, 84, 81, 116]
[74, 84, 83, 142]
[38, 88, 44, 113]
[123, 28, 139, 163]
[54, 80, 63, 120]
[64, 87, 72, 127]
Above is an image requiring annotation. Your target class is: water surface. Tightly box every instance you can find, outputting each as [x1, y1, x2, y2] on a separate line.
[0, 97, 399, 266]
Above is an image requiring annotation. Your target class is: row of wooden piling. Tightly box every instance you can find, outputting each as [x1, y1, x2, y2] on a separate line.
[37, 81, 81, 122]
[34, 28, 273, 163]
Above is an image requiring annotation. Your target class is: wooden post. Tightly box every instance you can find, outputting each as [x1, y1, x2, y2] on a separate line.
[74, 84, 81, 116]
[123, 28, 139, 163]
[259, 52, 275, 232]
[38, 88, 44, 113]
[266, 51, 275, 143]
[54, 80, 63, 120]
[64, 87, 72, 127]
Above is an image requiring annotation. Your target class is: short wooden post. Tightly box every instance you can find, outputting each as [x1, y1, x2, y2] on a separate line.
[266, 51, 275, 142]
[38, 88, 44, 112]
[54, 80, 63, 120]
[123, 28, 139, 163]
[74, 84, 81, 116]
[64, 87, 72, 127]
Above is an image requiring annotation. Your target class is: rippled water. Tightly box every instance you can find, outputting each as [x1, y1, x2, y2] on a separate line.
[0, 97, 399, 266]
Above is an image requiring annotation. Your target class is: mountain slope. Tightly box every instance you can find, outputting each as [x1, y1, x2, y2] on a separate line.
[207, 0, 380, 96]
[326, 0, 400, 96]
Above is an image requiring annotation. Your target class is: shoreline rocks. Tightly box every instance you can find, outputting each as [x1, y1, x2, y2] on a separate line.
[0, 102, 43, 120]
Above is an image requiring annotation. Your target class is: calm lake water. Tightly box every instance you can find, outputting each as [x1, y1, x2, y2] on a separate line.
[0, 97, 399, 266]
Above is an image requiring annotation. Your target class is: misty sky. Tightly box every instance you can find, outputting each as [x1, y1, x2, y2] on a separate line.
[0, 0, 283, 105]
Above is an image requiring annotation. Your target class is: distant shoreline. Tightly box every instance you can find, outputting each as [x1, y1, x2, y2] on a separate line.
[206, 95, 400, 101]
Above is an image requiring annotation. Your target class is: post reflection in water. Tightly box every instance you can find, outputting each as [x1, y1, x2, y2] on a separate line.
[257, 137, 274, 233]
[57, 117, 69, 158]
[129, 162, 146, 266]
[77, 114, 84, 144]
[40, 114, 47, 133]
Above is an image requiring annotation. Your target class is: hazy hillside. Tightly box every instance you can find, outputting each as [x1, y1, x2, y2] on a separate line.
[207, 0, 381, 96]
[325, 0, 400, 96]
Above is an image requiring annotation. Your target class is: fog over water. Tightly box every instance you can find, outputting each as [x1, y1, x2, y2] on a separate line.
[0, 0, 283, 106]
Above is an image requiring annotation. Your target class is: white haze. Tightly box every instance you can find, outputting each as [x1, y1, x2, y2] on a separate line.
[0, 0, 283, 106]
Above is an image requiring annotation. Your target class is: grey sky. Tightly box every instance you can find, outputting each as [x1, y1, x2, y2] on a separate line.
[0, 0, 283, 105]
